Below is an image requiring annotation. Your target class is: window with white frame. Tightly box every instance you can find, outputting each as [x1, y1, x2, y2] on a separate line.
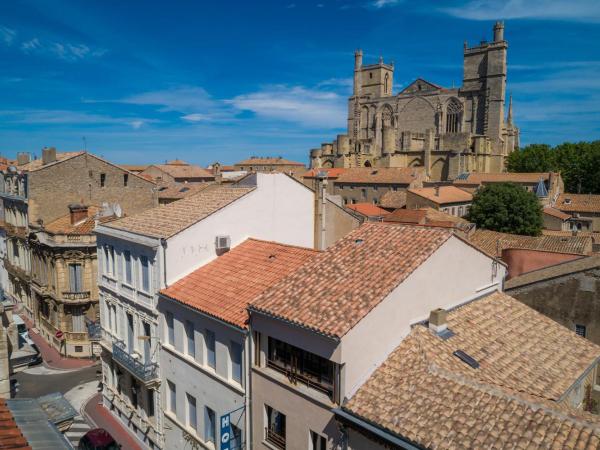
[205, 329, 216, 369]
[68, 263, 83, 293]
[167, 380, 176, 415]
[123, 250, 133, 285]
[186, 393, 197, 433]
[185, 321, 195, 358]
[231, 341, 243, 384]
[140, 255, 150, 292]
[204, 407, 216, 444]
[165, 312, 174, 346]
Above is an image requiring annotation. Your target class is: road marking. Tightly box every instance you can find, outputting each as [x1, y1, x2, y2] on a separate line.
[65, 415, 91, 449]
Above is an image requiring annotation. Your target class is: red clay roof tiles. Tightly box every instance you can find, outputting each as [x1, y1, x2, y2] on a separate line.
[161, 239, 318, 328]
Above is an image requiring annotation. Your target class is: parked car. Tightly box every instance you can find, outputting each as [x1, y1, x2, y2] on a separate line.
[78, 428, 120, 450]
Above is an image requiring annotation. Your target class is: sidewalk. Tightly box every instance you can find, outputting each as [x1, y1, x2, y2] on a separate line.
[84, 393, 143, 450]
[21, 314, 96, 370]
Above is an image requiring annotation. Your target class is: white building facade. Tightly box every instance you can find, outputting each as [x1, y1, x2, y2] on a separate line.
[96, 173, 318, 449]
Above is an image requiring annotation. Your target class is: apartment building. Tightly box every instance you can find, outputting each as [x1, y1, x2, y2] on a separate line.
[0, 149, 157, 336]
[247, 222, 506, 450]
[139, 160, 215, 184]
[337, 291, 600, 449]
[555, 193, 600, 232]
[28, 204, 115, 357]
[95, 173, 331, 449]
[158, 239, 317, 450]
[234, 157, 306, 175]
[406, 185, 473, 217]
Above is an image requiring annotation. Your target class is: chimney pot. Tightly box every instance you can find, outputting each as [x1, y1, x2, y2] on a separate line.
[429, 308, 447, 333]
[435, 185, 440, 196]
[68, 204, 89, 225]
[42, 147, 57, 165]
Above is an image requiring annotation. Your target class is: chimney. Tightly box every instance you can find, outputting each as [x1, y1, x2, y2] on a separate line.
[16, 152, 30, 166]
[429, 308, 447, 333]
[314, 172, 328, 250]
[68, 204, 89, 225]
[42, 147, 57, 165]
[434, 185, 440, 197]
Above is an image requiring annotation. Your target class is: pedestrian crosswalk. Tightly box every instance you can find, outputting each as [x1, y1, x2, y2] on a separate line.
[64, 415, 91, 449]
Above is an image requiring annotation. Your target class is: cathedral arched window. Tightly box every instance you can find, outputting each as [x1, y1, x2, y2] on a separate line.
[446, 99, 462, 133]
[384, 73, 390, 94]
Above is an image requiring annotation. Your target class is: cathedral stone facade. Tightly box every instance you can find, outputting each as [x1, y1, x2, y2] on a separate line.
[310, 21, 519, 181]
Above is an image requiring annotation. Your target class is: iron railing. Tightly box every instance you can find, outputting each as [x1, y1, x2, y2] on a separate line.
[265, 427, 285, 450]
[112, 340, 158, 383]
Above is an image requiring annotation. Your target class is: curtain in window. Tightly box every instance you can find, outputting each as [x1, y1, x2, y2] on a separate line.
[69, 264, 83, 292]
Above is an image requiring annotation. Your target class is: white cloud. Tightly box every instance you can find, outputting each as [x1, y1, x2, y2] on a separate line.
[442, 0, 600, 22]
[229, 85, 346, 128]
[122, 86, 218, 113]
[370, 0, 399, 8]
[181, 113, 212, 122]
[0, 26, 16, 45]
[21, 38, 40, 52]
[129, 120, 145, 129]
[0, 109, 155, 128]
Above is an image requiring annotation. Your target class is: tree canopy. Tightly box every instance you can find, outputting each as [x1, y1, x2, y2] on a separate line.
[467, 183, 543, 236]
[507, 141, 600, 194]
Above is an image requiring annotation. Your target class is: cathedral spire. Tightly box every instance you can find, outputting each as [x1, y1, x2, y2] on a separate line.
[507, 94, 513, 127]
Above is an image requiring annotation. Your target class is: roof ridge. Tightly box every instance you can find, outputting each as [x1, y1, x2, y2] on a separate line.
[244, 237, 321, 253]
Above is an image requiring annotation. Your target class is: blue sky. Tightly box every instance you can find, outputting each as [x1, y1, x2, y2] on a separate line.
[1, 0, 599, 166]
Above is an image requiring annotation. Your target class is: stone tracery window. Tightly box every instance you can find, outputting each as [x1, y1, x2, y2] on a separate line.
[384, 73, 390, 94]
[446, 99, 463, 133]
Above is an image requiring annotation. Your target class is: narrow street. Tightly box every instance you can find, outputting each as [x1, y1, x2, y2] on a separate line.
[11, 364, 101, 398]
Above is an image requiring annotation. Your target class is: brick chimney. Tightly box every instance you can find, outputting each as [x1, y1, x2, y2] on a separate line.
[42, 147, 57, 165]
[16, 152, 30, 166]
[429, 308, 447, 333]
[68, 204, 89, 225]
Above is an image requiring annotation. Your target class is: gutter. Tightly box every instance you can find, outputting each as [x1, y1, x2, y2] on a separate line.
[333, 408, 423, 450]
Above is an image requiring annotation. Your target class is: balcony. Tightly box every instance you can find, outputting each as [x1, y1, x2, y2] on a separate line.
[4, 258, 30, 281]
[112, 340, 158, 383]
[3, 223, 27, 239]
[61, 291, 91, 302]
[265, 427, 286, 450]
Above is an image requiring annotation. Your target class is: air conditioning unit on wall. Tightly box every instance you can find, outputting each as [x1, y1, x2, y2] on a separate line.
[215, 235, 231, 252]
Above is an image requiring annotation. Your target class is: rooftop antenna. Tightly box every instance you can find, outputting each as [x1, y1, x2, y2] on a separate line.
[82, 136, 87, 151]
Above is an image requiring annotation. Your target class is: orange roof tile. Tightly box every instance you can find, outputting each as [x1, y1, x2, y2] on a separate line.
[104, 185, 254, 238]
[379, 190, 407, 209]
[235, 157, 305, 166]
[0, 400, 31, 450]
[543, 206, 571, 220]
[556, 193, 600, 214]
[161, 239, 318, 328]
[17, 152, 84, 172]
[470, 229, 593, 257]
[157, 182, 214, 200]
[335, 167, 422, 185]
[345, 291, 600, 450]
[408, 186, 473, 205]
[250, 223, 453, 338]
[149, 163, 215, 180]
[384, 208, 472, 230]
[345, 203, 390, 217]
[302, 168, 347, 179]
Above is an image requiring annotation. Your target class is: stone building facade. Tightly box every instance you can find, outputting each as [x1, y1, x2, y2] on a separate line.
[310, 21, 519, 181]
[0, 148, 158, 358]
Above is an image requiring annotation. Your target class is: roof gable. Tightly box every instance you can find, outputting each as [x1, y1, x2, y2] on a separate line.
[400, 78, 443, 94]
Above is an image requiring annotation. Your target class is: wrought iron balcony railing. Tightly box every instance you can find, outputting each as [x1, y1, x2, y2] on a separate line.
[61, 291, 91, 301]
[112, 340, 158, 383]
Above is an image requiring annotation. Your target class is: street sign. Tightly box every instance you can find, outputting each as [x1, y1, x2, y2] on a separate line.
[55, 330, 64, 340]
[220, 413, 230, 450]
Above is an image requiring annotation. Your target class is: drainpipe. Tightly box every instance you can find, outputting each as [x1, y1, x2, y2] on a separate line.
[160, 238, 168, 289]
[245, 330, 252, 450]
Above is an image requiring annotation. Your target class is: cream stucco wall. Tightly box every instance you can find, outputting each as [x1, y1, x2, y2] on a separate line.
[165, 173, 315, 285]
[340, 235, 506, 399]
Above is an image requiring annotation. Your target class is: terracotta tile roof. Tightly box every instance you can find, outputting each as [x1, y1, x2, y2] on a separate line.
[103, 185, 255, 238]
[235, 157, 305, 166]
[544, 206, 571, 220]
[18, 152, 84, 172]
[150, 163, 215, 180]
[335, 167, 422, 185]
[379, 190, 406, 209]
[250, 223, 453, 339]
[542, 230, 600, 244]
[157, 182, 214, 200]
[384, 208, 473, 231]
[408, 186, 473, 205]
[166, 159, 188, 165]
[43, 206, 100, 235]
[470, 229, 593, 257]
[161, 239, 318, 328]
[506, 255, 600, 290]
[454, 172, 555, 185]
[345, 203, 390, 218]
[302, 168, 347, 179]
[556, 193, 600, 214]
[0, 400, 31, 450]
[119, 164, 150, 172]
[344, 291, 600, 450]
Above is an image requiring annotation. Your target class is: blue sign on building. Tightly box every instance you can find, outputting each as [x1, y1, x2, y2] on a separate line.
[220, 413, 231, 450]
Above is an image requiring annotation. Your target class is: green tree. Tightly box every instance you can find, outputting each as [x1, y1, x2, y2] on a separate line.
[467, 183, 543, 236]
[506, 144, 555, 173]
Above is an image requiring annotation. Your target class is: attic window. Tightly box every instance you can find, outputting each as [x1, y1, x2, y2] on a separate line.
[354, 238, 364, 245]
[564, 198, 572, 204]
[371, 170, 378, 175]
[369, 72, 373, 79]
[453, 350, 479, 369]
[158, 187, 168, 191]
[179, 187, 190, 193]
[418, 84, 422, 91]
